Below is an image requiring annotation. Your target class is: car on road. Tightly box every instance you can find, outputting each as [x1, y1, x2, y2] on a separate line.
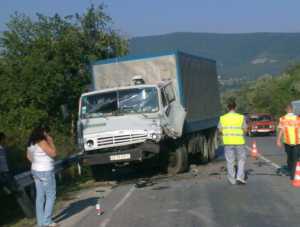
[246, 113, 276, 136]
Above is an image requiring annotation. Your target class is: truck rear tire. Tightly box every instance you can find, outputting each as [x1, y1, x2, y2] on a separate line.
[167, 145, 188, 175]
[194, 135, 209, 164]
[208, 131, 218, 161]
[91, 165, 112, 181]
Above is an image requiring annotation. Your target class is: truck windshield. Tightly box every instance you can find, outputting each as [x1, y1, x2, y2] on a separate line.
[81, 91, 118, 118]
[81, 87, 159, 118]
[119, 88, 159, 114]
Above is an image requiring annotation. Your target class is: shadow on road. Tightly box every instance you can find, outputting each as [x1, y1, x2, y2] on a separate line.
[115, 146, 226, 186]
[112, 163, 164, 186]
[53, 197, 98, 222]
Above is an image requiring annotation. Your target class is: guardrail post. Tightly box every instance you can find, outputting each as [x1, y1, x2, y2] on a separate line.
[16, 188, 35, 218]
[58, 172, 63, 182]
[77, 162, 82, 176]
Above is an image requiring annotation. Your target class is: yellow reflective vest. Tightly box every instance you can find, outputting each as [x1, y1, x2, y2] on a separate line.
[220, 112, 245, 145]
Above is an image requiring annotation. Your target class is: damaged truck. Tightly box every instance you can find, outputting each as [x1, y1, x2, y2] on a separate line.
[77, 51, 221, 178]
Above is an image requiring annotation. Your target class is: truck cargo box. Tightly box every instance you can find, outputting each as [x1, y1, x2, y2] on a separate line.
[92, 51, 221, 133]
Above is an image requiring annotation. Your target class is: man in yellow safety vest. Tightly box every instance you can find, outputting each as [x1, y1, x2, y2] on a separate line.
[277, 103, 300, 179]
[219, 101, 247, 185]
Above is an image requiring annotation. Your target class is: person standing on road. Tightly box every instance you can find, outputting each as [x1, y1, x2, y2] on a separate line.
[218, 101, 247, 185]
[276, 103, 300, 179]
[27, 126, 60, 227]
[0, 132, 18, 194]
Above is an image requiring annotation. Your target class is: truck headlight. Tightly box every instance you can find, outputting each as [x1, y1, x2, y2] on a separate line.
[150, 133, 161, 142]
[151, 133, 158, 140]
[86, 140, 94, 147]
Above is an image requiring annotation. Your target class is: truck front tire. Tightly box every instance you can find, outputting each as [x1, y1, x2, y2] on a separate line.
[167, 145, 188, 175]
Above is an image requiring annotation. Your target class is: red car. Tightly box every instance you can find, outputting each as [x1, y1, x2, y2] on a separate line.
[246, 113, 276, 136]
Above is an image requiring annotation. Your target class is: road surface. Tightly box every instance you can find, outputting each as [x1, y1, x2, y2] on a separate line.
[56, 136, 300, 227]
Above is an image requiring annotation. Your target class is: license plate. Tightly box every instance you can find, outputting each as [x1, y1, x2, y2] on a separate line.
[110, 154, 131, 161]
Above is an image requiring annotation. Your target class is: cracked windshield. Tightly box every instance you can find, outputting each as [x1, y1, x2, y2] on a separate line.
[81, 87, 159, 118]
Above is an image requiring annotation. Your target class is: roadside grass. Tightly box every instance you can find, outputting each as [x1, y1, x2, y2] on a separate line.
[0, 168, 98, 227]
[0, 132, 84, 226]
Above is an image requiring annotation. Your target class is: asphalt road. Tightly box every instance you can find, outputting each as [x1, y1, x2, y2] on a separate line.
[57, 136, 300, 227]
[247, 136, 286, 167]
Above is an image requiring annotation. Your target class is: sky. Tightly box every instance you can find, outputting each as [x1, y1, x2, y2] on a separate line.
[1, 0, 300, 37]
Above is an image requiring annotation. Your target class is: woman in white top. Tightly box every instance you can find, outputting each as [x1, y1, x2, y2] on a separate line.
[27, 126, 59, 227]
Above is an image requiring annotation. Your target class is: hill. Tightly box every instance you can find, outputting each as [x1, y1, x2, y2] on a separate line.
[129, 32, 300, 80]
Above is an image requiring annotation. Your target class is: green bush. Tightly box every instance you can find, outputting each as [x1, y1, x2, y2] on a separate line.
[0, 4, 128, 171]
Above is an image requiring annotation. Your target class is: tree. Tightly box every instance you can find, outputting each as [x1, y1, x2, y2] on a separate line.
[222, 63, 300, 118]
[0, 4, 127, 135]
[0, 4, 128, 161]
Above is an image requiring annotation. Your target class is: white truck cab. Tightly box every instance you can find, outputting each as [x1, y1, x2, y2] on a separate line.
[77, 80, 185, 167]
[77, 51, 220, 178]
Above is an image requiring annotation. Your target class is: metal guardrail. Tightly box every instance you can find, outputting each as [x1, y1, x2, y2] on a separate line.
[11, 154, 81, 218]
[14, 154, 80, 188]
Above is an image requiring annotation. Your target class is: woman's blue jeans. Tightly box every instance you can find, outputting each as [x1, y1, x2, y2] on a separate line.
[32, 170, 56, 226]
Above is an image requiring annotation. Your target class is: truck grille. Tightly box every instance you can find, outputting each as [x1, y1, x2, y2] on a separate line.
[96, 133, 148, 148]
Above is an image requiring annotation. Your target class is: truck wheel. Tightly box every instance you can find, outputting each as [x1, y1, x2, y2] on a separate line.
[91, 165, 112, 181]
[208, 131, 218, 161]
[196, 136, 209, 164]
[167, 145, 188, 175]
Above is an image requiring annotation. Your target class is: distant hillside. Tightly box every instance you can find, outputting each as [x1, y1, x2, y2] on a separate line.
[129, 32, 300, 80]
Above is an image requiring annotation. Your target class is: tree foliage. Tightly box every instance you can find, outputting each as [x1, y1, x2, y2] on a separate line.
[0, 5, 128, 166]
[222, 64, 300, 118]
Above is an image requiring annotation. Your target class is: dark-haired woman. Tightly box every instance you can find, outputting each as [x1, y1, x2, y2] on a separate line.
[26, 127, 60, 227]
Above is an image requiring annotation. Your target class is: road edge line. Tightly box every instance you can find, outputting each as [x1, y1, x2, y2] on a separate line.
[112, 186, 135, 211]
[100, 186, 136, 227]
[246, 145, 281, 169]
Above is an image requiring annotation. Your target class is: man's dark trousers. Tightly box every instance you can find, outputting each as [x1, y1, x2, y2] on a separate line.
[289, 145, 300, 180]
[284, 144, 294, 174]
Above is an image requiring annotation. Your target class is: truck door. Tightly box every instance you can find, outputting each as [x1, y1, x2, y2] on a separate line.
[160, 83, 186, 138]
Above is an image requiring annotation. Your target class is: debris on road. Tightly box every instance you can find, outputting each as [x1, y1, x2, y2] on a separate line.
[220, 166, 227, 172]
[152, 185, 170, 191]
[190, 165, 199, 176]
[135, 178, 154, 188]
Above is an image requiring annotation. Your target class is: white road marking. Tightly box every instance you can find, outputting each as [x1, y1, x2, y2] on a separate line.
[100, 218, 111, 227]
[246, 145, 281, 169]
[99, 186, 136, 227]
[113, 186, 135, 211]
